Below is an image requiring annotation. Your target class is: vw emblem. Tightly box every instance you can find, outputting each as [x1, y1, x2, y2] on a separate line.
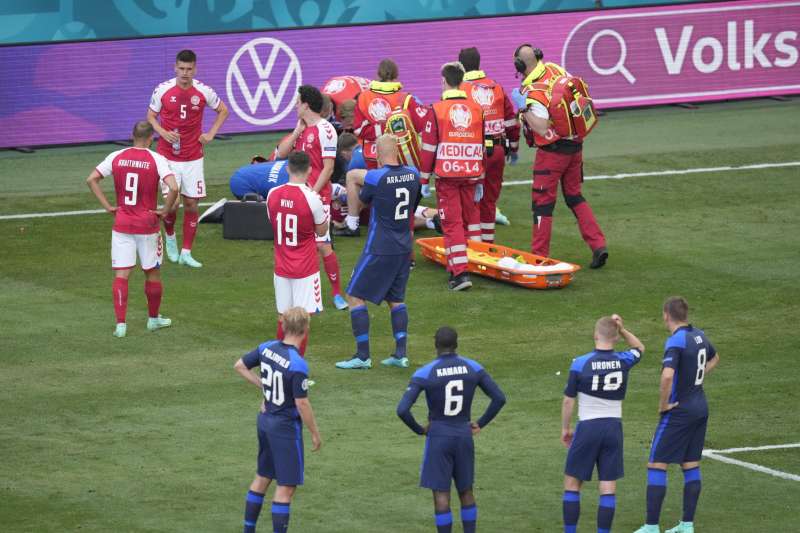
[226, 37, 302, 126]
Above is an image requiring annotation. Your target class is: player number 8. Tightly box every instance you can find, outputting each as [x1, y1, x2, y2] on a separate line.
[695, 348, 707, 386]
[444, 379, 464, 416]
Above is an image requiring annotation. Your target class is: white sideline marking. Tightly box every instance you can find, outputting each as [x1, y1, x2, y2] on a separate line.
[702, 442, 800, 482]
[2, 161, 800, 221]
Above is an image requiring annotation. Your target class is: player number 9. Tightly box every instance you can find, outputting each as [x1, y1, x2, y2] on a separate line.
[124, 172, 138, 205]
[444, 379, 464, 416]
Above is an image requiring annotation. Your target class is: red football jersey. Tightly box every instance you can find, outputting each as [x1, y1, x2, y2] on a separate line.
[149, 78, 220, 162]
[95, 147, 174, 234]
[266, 183, 328, 279]
[292, 118, 337, 203]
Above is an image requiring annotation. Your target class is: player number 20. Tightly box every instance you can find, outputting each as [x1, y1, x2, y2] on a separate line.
[695, 348, 707, 385]
[395, 187, 410, 220]
[275, 212, 298, 246]
[444, 379, 464, 416]
[260, 363, 285, 406]
[124, 172, 138, 205]
[591, 371, 623, 392]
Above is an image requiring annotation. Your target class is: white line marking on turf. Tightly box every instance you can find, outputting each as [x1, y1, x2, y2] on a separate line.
[3, 161, 800, 221]
[707, 443, 800, 454]
[703, 451, 800, 482]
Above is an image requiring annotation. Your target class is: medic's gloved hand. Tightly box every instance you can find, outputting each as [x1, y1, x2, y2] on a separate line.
[506, 150, 519, 165]
[511, 88, 527, 111]
[474, 183, 484, 203]
[421, 183, 431, 198]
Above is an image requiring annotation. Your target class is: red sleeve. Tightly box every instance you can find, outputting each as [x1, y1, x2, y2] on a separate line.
[407, 97, 430, 134]
[420, 108, 438, 175]
[502, 92, 521, 144]
[352, 94, 373, 142]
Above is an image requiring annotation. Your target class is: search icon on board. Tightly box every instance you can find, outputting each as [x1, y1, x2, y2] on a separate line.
[587, 29, 636, 84]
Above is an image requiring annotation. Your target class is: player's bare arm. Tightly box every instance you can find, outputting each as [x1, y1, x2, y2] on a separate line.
[523, 109, 551, 137]
[276, 119, 305, 159]
[146, 108, 179, 144]
[561, 395, 576, 447]
[86, 170, 117, 213]
[659, 367, 679, 413]
[312, 158, 334, 194]
[199, 100, 229, 145]
[612, 314, 645, 353]
[234, 358, 262, 388]
[345, 168, 367, 215]
[151, 175, 180, 218]
[295, 397, 322, 451]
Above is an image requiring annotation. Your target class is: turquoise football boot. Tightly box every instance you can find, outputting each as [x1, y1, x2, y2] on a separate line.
[113, 323, 127, 338]
[335, 357, 372, 370]
[381, 355, 409, 368]
[164, 233, 179, 263]
[147, 315, 172, 331]
[178, 250, 202, 268]
[666, 522, 693, 533]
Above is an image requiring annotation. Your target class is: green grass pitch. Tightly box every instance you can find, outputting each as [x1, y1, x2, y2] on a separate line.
[1, 99, 799, 532]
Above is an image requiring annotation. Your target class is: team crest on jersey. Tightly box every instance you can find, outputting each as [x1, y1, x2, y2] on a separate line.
[306, 133, 315, 143]
[368, 98, 392, 121]
[191, 95, 201, 105]
[449, 104, 473, 129]
[472, 85, 495, 107]
[324, 79, 346, 94]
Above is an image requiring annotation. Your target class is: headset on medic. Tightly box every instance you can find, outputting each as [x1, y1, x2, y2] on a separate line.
[514, 44, 544, 76]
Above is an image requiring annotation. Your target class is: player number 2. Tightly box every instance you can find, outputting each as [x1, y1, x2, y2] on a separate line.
[276, 212, 298, 246]
[591, 371, 623, 391]
[260, 363, 285, 406]
[444, 379, 464, 416]
[395, 188, 410, 220]
[124, 172, 138, 205]
[695, 348, 707, 385]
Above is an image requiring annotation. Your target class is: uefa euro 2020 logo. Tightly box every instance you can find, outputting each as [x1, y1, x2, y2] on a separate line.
[449, 104, 472, 129]
[323, 78, 346, 94]
[226, 37, 303, 126]
[471, 85, 495, 108]
[368, 98, 392, 121]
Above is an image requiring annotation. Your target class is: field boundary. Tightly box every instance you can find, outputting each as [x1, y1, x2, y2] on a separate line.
[2, 160, 799, 221]
[703, 442, 800, 482]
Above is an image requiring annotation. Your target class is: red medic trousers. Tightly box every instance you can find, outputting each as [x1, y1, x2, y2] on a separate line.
[479, 146, 505, 243]
[436, 178, 481, 276]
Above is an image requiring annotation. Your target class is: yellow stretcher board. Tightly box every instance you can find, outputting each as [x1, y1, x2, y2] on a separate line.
[416, 237, 580, 289]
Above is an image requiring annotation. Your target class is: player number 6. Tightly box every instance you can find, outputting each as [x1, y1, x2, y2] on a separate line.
[444, 379, 464, 416]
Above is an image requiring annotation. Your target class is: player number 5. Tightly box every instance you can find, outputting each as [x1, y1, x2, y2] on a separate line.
[180, 104, 187, 119]
[124, 172, 138, 205]
[444, 379, 464, 416]
[394, 187, 410, 220]
[695, 348, 707, 385]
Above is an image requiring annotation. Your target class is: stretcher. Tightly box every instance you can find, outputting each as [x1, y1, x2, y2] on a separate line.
[416, 237, 580, 289]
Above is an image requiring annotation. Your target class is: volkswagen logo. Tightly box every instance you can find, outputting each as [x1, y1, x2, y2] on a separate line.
[226, 37, 302, 126]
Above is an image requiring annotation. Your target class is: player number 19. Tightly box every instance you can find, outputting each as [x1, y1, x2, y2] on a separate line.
[591, 371, 623, 391]
[444, 379, 464, 416]
[275, 212, 298, 246]
[695, 348, 707, 385]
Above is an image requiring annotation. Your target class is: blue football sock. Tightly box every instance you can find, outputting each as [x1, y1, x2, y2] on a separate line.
[563, 490, 580, 533]
[271, 501, 290, 533]
[350, 305, 369, 360]
[435, 509, 453, 533]
[461, 503, 477, 533]
[646, 468, 668, 526]
[390, 304, 408, 357]
[597, 493, 615, 533]
[682, 467, 702, 523]
[243, 490, 264, 533]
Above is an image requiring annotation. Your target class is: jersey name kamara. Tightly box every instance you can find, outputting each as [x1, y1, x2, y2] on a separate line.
[436, 365, 468, 378]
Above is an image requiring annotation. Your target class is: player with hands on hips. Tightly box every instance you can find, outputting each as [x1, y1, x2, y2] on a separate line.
[561, 314, 644, 533]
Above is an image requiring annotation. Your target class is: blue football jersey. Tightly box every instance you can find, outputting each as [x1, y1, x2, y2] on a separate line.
[565, 349, 642, 400]
[360, 164, 421, 255]
[348, 145, 367, 171]
[242, 340, 309, 435]
[229, 160, 290, 198]
[663, 325, 716, 412]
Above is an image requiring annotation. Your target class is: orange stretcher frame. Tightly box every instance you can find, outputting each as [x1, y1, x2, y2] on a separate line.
[416, 237, 581, 289]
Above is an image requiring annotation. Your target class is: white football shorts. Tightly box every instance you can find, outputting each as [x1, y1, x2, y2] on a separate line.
[274, 272, 323, 314]
[163, 157, 206, 198]
[111, 231, 162, 270]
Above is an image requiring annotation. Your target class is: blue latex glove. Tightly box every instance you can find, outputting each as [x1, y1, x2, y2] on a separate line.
[474, 183, 484, 202]
[510, 88, 527, 111]
[421, 183, 431, 198]
[506, 150, 519, 165]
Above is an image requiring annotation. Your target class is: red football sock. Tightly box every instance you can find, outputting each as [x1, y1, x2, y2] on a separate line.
[112, 277, 129, 324]
[163, 212, 177, 237]
[144, 280, 162, 319]
[322, 252, 342, 296]
[182, 211, 199, 251]
[299, 332, 309, 357]
[276, 320, 284, 340]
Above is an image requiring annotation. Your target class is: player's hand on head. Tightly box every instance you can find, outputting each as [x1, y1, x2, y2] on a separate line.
[561, 428, 573, 448]
[611, 314, 623, 330]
